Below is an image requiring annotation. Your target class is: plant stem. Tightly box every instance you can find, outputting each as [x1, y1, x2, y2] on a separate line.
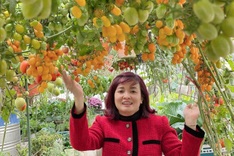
[182, 60, 222, 155]
[199, 47, 234, 121]
[47, 26, 73, 39]
[211, 62, 234, 113]
[25, 77, 32, 156]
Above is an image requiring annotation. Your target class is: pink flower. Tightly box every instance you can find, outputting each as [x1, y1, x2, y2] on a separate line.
[88, 97, 102, 109]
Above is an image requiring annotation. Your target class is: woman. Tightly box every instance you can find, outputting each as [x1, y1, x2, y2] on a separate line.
[62, 71, 205, 156]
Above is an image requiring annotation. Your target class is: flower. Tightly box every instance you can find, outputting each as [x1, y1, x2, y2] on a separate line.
[87, 97, 102, 109]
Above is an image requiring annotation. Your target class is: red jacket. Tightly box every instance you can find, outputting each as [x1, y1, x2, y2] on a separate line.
[70, 106, 205, 156]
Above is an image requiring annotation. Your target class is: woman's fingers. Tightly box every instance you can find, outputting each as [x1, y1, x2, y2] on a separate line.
[61, 71, 74, 90]
[61, 70, 83, 96]
[187, 103, 198, 109]
[61, 70, 68, 82]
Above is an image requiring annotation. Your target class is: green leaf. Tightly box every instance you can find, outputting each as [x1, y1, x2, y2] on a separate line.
[1, 105, 11, 123]
[227, 85, 234, 92]
[168, 114, 184, 125]
[224, 138, 233, 152]
[227, 59, 234, 70]
[8, 0, 16, 14]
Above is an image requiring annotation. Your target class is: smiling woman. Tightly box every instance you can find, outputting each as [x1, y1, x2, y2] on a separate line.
[62, 71, 205, 156]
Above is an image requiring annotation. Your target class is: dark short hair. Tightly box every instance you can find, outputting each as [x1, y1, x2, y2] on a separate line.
[104, 71, 155, 119]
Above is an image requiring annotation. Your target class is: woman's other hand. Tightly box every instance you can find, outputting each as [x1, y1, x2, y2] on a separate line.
[62, 70, 85, 114]
[183, 104, 200, 130]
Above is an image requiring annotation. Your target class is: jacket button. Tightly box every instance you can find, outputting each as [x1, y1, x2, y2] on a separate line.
[127, 137, 132, 142]
[126, 123, 130, 128]
[127, 150, 131, 155]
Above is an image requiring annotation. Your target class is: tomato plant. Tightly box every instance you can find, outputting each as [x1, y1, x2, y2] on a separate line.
[0, 0, 234, 155]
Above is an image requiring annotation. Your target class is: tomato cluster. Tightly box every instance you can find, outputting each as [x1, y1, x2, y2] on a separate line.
[193, 0, 234, 62]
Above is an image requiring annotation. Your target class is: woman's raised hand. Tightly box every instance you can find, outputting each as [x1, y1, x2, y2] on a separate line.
[62, 71, 85, 113]
[183, 104, 200, 130]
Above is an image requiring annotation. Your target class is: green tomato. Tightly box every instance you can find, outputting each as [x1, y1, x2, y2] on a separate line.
[48, 22, 55, 31]
[227, 36, 234, 54]
[31, 39, 41, 49]
[11, 56, 20, 64]
[171, 35, 180, 45]
[47, 82, 55, 92]
[211, 35, 231, 58]
[0, 27, 6, 42]
[55, 22, 63, 32]
[0, 60, 7, 75]
[214, 0, 225, 7]
[12, 76, 18, 83]
[0, 18, 5, 27]
[166, 35, 173, 44]
[197, 23, 218, 40]
[4, 23, 13, 32]
[165, 16, 175, 29]
[30, 20, 38, 27]
[52, 87, 60, 96]
[96, 18, 103, 27]
[136, 43, 144, 51]
[40, 41, 47, 50]
[23, 35, 31, 44]
[21, 0, 38, 5]
[37, 0, 52, 19]
[6, 70, 16, 82]
[156, 4, 167, 19]
[0, 78, 7, 88]
[61, 9, 68, 16]
[221, 17, 234, 37]
[215, 60, 222, 68]
[13, 32, 22, 41]
[21, 0, 43, 19]
[193, 0, 215, 23]
[15, 97, 26, 111]
[55, 77, 63, 87]
[145, 1, 154, 13]
[8, 46, 14, 53]
[15, 24, 25, 34]
[61, 17, 68, 24]
[211, 4, 225, 24]
[204, 45, 220, 62]
[226, 1, 234, 17]
[138, 9, 149, 24]
[123, 7, 138, 26]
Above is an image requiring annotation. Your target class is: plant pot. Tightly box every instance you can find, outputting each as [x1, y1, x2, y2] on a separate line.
[0, 114, 21, 156]
[201, 144, 227, 156]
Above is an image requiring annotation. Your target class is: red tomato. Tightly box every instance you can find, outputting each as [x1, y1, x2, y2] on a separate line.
[162, 79, 168, 83]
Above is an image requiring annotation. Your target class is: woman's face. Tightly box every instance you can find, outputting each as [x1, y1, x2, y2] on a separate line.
[114, 81, 142, 116]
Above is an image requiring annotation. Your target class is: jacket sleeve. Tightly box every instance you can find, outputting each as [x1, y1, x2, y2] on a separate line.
[69, 104, 103, 151]
[161, 116, 205, 156]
